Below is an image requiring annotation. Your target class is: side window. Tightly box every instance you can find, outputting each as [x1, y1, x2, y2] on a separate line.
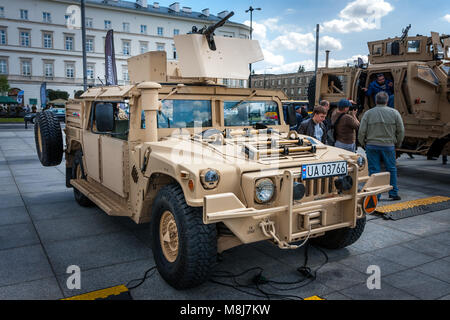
[416, 66, 439, 87]
[372, 44, 382, 56]
[407, 40, 421, 53]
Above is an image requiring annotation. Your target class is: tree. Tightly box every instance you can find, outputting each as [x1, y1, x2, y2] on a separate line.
[0, 75, 10, 96]
[74, 90, 85, 99]
[47, 89, 69, 101]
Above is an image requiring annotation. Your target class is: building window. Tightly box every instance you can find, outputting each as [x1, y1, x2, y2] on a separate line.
[0, 7, 4, 18]
[65, 63, 75, 78]
[87, 65, 94, 80]
[104, 20, 111, 30]
[20, 9, 28, 20]
[223, 79, 229, 86]
[43, 12, 51, 23]
[156, 43, 165, 51]
[174, 29, 179, 36]
[298, 88, 302, 95]
[86, 18, 93, 28]
[140, 42, 148, 54]
[122, 40, 130, 55]
[291, 78, 295, 84]
[43, 33, 53, 49]
[157, 27, 163, 36]
[65, 35, 74, 51]
[122, 22, 129, 33]
[21, 60, 31, 76]
[20, 31, 30, 47]
[0, 29, 6, 45]
[86, 37, 94, 52]
[172, 45, 177, 59]
[122, 66, 129, 82]
[239, 80, 244, 87]
[0, 59, 7, 74]
[140, 25, 147, 34]
[44, 62, 53, 78]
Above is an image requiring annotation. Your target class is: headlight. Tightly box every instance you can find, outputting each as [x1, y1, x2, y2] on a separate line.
[357, 156, 366, 170]
[255, 178, 275, 204]
[200, 169, 220, 189]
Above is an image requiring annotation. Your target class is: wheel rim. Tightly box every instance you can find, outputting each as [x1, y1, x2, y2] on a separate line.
[37, 126, 42, 154]
[159, 210, 179, 263]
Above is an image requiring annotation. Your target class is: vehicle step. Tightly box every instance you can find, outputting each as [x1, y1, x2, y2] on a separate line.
[71, 179, 130, 217]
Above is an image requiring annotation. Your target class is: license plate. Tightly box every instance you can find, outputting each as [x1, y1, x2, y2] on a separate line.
[302, 161, 347, 180]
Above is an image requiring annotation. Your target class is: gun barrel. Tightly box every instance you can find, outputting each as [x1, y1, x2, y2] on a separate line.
[204, 11, 235, 36]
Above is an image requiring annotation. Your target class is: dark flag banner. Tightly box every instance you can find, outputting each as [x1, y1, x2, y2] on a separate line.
[40, 82, 47, 109]
[105, 29, 118, 86]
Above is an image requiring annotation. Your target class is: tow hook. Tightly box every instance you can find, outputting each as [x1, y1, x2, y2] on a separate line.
[259, 220, 310, 250]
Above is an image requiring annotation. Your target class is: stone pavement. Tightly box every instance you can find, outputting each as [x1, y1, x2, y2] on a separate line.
[0, 127, 449, 300]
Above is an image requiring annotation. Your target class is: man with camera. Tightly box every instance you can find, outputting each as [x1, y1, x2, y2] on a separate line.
[358, 92, 405, 201]
[331, 99, 360, 152]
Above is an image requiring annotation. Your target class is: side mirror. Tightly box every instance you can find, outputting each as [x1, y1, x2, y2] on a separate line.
[285, 105, 298, 127]
[94, 103, 114, 133]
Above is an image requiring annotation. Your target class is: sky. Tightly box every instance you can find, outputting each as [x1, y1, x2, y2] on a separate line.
[125, 0, 450, 74]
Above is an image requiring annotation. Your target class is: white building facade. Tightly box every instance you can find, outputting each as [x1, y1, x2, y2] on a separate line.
[0, 0, 250, 106]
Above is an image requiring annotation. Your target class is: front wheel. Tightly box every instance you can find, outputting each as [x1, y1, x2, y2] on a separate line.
[312, 216, 366, 249]
[151, 184, 217, 289]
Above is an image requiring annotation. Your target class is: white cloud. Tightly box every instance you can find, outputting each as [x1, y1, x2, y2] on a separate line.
[322, 0, 394, 34]
[262, 49, 285, 66]
[444, 14, 450, 23]
[243, 20, 267, 41]
[285, 8, 296, 15]
[320, 36, 343, 51]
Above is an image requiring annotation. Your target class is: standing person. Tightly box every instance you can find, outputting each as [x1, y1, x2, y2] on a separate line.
[297, 105, 328, 144]
[331, 99, 360, 152]
[358, 92, 405, 201]
[320, 100, 333, 144]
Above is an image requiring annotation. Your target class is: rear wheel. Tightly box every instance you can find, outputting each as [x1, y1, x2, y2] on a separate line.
[312, 216, 366, 249]
[151, 184, 217, 289]
[72, 151, 94, 207]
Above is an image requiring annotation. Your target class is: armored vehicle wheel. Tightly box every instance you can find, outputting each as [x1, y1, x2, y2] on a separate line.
[151, 184, 217, 289]
[312, 216, 366, 249]
[34, 111, 63, 167]
[72, 151, 94, 207]
[307, 75, 343, 111]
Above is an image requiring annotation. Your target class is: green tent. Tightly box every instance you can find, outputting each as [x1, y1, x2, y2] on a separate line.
[0, 96, 18, 104]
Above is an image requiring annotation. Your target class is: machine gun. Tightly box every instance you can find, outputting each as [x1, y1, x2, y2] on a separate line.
[400, 24, 411, 42]
[190, 11, 235, 51]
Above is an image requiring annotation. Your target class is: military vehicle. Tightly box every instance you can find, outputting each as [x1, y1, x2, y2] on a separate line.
[33, 13, 392, 290]
[308, 27, 450, 159]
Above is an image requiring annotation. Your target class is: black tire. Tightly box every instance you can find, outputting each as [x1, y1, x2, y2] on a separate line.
[151, 184, 217, 289]
[34, 111, 63, 167]
[312, 216, 366, 249]
[307, 75, 343, 110]
[72, 151, 94, 207]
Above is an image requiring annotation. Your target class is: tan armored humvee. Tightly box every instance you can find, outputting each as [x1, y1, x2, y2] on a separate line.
[309, 27, 450, 159]
[33, 14, 392, 290]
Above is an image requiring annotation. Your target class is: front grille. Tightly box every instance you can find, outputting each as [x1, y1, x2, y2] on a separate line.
[295, 177, 338, 201]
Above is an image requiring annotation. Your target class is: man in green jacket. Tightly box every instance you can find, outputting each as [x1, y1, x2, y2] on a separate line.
[358, 92, 405, 201]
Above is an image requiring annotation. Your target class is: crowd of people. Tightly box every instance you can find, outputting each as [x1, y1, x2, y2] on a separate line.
[294, 91, 405, 201]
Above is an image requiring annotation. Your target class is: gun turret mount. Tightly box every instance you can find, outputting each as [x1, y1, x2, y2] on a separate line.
[190, 11, 235, 51]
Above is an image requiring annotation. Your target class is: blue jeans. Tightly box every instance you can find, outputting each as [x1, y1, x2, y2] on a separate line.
[366, 145, 398, 197]
[335, 141, 356, 153]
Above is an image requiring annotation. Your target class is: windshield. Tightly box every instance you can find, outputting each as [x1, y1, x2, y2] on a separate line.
[224, 101, 280, 127]
[157, 100, 212, 128]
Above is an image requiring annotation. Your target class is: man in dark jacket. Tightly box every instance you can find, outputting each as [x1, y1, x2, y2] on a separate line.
[297, 105, 328, 144]
[364, 73, 394, 108]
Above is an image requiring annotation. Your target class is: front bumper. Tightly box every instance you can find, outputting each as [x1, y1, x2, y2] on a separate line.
[204, 164, 391, 249]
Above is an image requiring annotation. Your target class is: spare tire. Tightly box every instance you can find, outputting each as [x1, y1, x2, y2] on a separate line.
[34, 111, 63, 167]
[307, 75, 343, 111]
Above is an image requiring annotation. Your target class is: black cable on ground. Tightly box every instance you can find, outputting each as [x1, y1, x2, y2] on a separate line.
[126, 266, 157, 290]
[209, 241, 329, 300]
